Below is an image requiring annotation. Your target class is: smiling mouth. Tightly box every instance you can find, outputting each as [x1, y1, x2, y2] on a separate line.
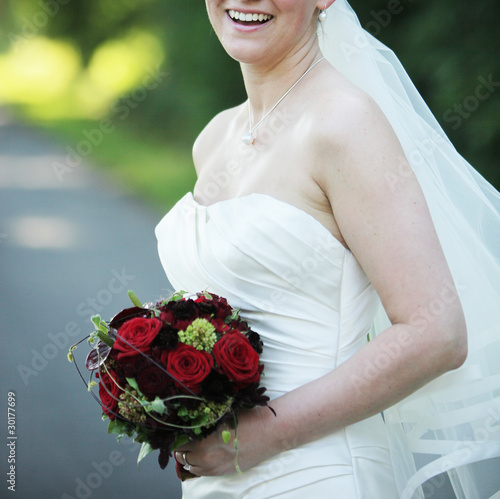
[228, 9, 273, 26]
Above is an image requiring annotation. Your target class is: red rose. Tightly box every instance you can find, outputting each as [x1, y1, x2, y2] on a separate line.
[213, 331, 261, 388]
[167, 344, 213, 394]
[113, 318, 162, 360]
[98, 370, 122, 420]
[210, 318, 231, 334]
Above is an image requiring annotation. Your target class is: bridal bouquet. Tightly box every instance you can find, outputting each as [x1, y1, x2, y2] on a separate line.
[68, 290, 271, 473]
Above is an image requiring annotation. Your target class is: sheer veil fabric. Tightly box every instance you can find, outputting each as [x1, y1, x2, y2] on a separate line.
[319, 1, 500, 497]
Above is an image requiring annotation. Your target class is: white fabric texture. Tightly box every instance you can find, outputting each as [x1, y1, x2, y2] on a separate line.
[156, 193, 399, 498]
[320, 2, 500, 498]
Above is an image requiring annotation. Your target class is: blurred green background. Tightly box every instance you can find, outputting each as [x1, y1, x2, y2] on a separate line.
[0, 0, 498, 213]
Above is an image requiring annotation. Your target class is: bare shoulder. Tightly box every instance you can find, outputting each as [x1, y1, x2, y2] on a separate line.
[192, 105, 242, 176]
[310, 73, 403, 176]
[306, 70, 414, 215]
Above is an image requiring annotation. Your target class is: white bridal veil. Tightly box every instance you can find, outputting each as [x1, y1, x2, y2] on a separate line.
[319, 1, 500, 498]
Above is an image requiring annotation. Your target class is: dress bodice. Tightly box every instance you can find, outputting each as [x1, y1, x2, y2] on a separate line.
[155, 192, 397, 498]
[155, 192, 380, 398]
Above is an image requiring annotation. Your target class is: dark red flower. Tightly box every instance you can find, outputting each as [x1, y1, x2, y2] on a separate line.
[194, 295, 217, 316]
[109, 307, 150, 330]
[113, 318, 162, 360]
[160, 302, 194, 330]
[160, 309, 175, 325]
[136, 361, 173, 399]
[213, 296, 233, 319]
[172, 318, 192, 331]
[153, 324, 179, 350]
[210, 318, 231, 334]
[227, 319, 249, 333]
[194, 294, 233, 320]
[98, 369, 122, 420]
[166, 344, 213, 394]
[172, 299, 197, 319]
[213, 331, 261, 388]
[115, 354, 144, 379]
[200, 370, 234, 402]
[246, 330, 264, 354]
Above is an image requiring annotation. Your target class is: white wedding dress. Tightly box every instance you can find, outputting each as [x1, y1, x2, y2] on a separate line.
[155, 191, 399, 498]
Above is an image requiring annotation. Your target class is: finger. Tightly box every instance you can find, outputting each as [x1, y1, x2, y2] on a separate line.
[174, 443, 195, 453]
[174, 451, 193, 467]
[175, 460, 199, 481]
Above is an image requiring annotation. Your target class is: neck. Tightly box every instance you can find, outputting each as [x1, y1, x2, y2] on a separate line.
[240, 38, 323, 124]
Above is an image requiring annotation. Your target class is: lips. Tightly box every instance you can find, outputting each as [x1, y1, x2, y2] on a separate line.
[227, 9, 273, 26]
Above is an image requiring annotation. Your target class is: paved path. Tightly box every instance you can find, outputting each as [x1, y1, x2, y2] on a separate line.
[0, 119, 182, 498]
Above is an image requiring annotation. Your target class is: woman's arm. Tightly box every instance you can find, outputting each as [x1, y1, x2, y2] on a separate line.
[175, 91, 467, 476]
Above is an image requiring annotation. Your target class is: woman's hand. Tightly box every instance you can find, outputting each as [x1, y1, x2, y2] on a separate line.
[173, 405, 277, 477]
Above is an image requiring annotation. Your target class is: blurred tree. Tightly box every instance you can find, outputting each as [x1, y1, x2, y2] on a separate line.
[1, 0, 498, 185]
[43, 0, 158, 63]
[352, 0, 500, 185]
[127, 0, 245, 145]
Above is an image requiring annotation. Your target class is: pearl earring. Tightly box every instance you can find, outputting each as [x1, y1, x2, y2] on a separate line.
[318, 8, 327, 22]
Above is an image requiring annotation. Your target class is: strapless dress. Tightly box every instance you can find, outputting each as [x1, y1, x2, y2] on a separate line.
[155, 192, 398, 498]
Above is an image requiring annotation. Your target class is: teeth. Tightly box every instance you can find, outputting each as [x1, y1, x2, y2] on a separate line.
[228, 10, 272, 22]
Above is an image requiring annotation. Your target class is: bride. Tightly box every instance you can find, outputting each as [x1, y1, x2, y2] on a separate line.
[155, 0, 500, 497]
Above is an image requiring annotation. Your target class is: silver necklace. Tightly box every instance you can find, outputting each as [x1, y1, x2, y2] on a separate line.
[242, 57, 325, 145]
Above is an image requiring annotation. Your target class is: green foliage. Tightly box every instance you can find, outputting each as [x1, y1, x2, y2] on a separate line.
[142, 396, 167, 416]
[221, 429, 231, 444]
[127, 289, 142, 308]
[351, 0, 500, 186]
[171, 433, 189, 451]
[91, 315, 114, 347]
[2, 0, 498, 189]
[137, 442, 154, 466]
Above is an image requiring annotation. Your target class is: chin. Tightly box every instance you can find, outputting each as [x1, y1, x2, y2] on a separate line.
[222, 41, 274, 65]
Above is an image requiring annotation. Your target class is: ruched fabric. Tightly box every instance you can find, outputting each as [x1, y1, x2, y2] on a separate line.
[155, 192, 399, 498]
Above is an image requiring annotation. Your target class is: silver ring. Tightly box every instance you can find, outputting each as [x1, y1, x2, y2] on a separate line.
[182, 452, 191, 471]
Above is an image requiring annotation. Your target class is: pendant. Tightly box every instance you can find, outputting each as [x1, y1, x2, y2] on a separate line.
[242, 132, 254, 145]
